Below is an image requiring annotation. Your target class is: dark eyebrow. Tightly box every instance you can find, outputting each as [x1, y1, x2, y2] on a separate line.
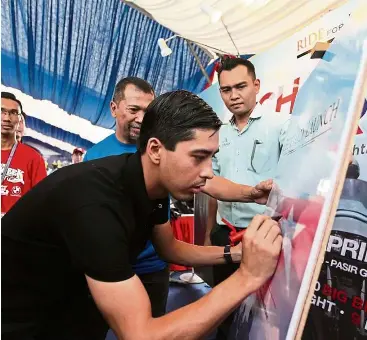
[191, 148, 219, 156]
[220, 81, 247, 90]
[128, 105, 141, 109]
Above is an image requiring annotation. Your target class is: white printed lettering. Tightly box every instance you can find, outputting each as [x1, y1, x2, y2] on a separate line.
[326, 235, 367, 262]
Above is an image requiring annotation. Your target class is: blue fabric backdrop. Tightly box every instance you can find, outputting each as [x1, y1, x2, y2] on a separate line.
[1, 0, 211, 134]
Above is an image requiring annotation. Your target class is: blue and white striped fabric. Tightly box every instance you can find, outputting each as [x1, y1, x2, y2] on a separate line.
[1, 0, 211, 152]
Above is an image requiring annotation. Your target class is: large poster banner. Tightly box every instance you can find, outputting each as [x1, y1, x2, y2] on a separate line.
[194, 0, 366, 249]
[228, 4, 367, 339]
[198, 0, 367, 182]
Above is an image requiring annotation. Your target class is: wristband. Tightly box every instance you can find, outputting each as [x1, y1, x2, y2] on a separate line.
[224, 244, 233, 264]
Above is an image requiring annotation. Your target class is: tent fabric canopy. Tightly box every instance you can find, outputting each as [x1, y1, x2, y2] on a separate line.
[1, 0, 349, 155]
[1, 0, 211, 153]
[125, 0, 347, 56]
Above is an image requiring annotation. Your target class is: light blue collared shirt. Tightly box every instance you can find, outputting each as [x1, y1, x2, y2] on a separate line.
[213, 103, 290, 228]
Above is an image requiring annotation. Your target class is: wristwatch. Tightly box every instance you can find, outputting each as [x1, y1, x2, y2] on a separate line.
[224, 245, 233, 264]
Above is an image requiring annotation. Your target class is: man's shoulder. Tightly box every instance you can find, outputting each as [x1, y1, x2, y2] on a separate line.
[48, 155, 132, 204]
[275, 111, 291, 123]
[18, 143, 44, 161]
[94, 133, 116, 148]
[85, 134, 116, 158]
[259, 102, 289, 120]
[89, 133, 114, 150]
[22, 142, 42, 155]
[82, 153, 131, 174]
[260, 107, 290, 127]
[85, 135, 138, 161]
[218, 122, 232, 134]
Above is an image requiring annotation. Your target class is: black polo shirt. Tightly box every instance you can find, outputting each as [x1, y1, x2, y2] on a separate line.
[1, 152, 169, 339]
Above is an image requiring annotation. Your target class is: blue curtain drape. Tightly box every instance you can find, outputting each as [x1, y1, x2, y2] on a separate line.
[1, 0, 211, 129]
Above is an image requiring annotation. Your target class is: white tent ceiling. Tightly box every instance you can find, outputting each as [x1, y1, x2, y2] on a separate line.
[125, 0, 348, 56]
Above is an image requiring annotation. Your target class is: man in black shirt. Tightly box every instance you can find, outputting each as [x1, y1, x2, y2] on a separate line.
[2, 90, 282, 340]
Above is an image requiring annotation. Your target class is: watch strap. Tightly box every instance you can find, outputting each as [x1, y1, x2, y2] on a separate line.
[223, 244, 233, 264]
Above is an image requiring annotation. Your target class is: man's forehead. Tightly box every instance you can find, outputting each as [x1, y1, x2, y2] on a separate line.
[219, 65, 251, 85]
[184, 129, 219, 151]
[1, 98, 20, 110]
[193, 128, 219, 138]
[124, 85, 154, 102]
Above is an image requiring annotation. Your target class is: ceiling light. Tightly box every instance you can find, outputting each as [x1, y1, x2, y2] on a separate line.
[157, 38, 173, 57]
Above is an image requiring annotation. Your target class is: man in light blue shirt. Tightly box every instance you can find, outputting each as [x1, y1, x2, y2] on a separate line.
[84, 77, 170, 318]
[206, 58, 290, 339]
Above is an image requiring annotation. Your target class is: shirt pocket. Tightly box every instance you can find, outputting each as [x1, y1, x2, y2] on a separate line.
[247, 139, 272, 174]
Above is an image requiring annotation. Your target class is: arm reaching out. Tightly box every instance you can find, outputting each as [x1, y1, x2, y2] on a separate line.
[202, 176, 273, 204]
[88, 216, 282, 340]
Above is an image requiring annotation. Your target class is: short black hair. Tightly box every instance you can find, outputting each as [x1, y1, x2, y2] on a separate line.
[1, 92, 23, 112]
[217, 57, 256, 81]
[112, 77, 155, 104]
[138, 90, 222, 153]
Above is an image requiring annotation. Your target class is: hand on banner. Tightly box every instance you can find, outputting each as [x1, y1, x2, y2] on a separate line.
[250, 179, 273, 205]
[239, 215, 282, 292]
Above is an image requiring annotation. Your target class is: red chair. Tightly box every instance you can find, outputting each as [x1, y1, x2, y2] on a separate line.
[170, 214, 194, 271]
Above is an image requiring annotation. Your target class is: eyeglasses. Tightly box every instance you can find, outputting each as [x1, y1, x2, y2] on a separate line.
[1, 108, 21, 118]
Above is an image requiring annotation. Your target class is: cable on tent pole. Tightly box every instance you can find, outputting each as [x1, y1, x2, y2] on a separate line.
[186, 40, 212, 86]
[193, 41, 232, 56]
[221, 18, 241, 57]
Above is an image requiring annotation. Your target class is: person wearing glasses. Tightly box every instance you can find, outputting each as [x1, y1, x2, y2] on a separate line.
[1, 92, 46, 216]
[2, 90, 282, 340]
[205, 57, 290, 339]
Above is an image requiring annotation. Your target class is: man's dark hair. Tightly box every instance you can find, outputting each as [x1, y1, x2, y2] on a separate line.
[138, 90, 222, 153]
[112, 77, 155, 104]
[1, 91, 23, 112]
[217, 57, 257, 81]
[21, 112, 27, 123]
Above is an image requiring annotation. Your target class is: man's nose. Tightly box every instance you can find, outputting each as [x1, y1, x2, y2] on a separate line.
[230, 89, 240, 100]
[2, 114, 11, 122]
[200, 160, 214, 180]
[135, 110, 145, 123]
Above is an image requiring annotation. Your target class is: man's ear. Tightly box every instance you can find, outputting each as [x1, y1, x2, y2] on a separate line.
[110, 101, 117, 118]
[254, 79, 260, 95]
[146, 138, 162, 165]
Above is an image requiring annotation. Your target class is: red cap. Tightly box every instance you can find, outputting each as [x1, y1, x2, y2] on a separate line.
[72, 147, 85, 155]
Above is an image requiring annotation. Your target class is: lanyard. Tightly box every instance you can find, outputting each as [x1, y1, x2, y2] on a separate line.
[1, 142, 18, 184]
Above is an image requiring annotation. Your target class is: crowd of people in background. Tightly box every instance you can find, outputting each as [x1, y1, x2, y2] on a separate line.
[1, 90, 88, 216]
[1, 57, 285, 340]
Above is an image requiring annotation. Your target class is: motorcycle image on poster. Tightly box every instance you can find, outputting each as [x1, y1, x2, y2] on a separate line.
[303, 175, 367, 340]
